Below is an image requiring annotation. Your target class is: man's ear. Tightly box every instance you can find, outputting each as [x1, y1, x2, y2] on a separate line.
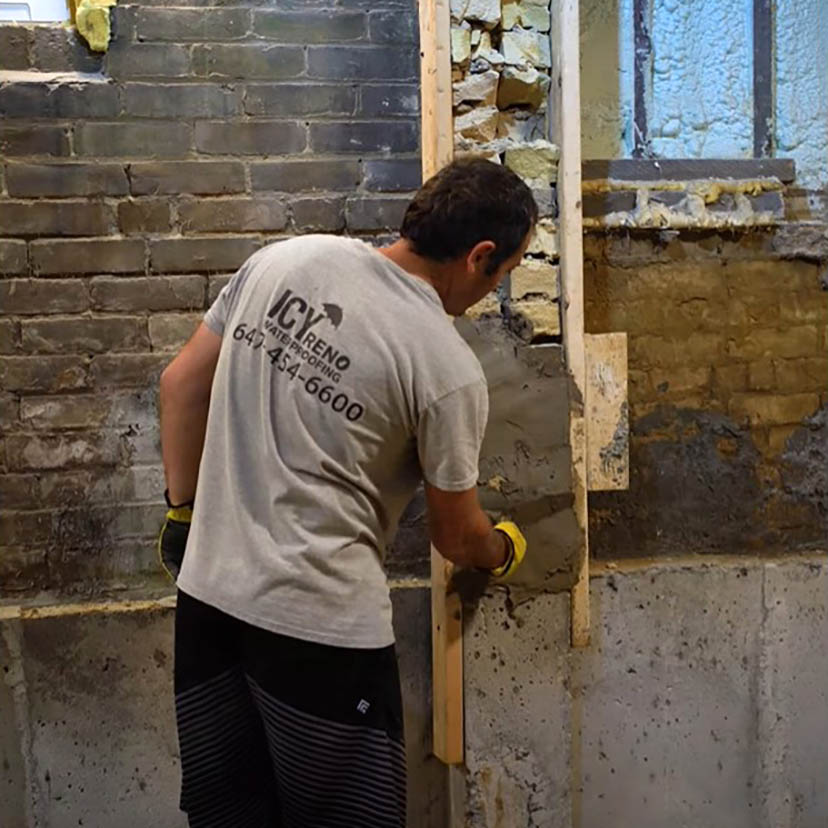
[466, 240, 496, 274]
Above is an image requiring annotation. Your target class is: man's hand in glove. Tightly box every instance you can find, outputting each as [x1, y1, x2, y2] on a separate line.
[489, 521, 527, 581]
[157, 490, 192, 582]
[448, 520, 527, 604]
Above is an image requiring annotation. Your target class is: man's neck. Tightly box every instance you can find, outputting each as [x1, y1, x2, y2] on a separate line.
[377, 239, 449, 306]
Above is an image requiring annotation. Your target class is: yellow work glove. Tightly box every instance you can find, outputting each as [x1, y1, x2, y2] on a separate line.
[157, 490, 192, 582]
[490, 521, 527, 581]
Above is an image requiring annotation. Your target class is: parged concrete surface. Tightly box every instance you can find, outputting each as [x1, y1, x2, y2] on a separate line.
[0, 588, 448, 828]
[4, 559, 828, 828]
[463, 556, 828, 828]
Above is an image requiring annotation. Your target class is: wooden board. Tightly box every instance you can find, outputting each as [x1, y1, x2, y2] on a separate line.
[431, 547, 464, 764]
[550, 0, 590, 648]
[585, 333, 629, 491]
[418, 0, 463, 765]
[419, 0, 454, 180]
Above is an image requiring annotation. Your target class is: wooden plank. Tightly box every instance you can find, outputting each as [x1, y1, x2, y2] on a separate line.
[419, 0, 453, 180]
[582, 158, 796, 183]
[585, 333, 629, 491]
[418, 0, 462, 765]
[551, 0, 590, 648]
[753, 0, 774, 158]
[431, 547, 464, 764]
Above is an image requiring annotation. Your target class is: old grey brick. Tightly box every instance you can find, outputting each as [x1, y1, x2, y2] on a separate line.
[208, 274, 232, 303]
[30, 26, 102, 73]
[291, 197, 345, 232]
[150, 237, 259, 273]
[359, 84, 420, 116]
[123, 83, 240, 118]
[749, 191, 785, 217]
[0, 356, 88, 393]
[75, 122, 192, 158]
[0, 280, 89, 315]
[346, 195, 409, 231]
[6, 434, 121, 472]
[0, 392, 19, 424]
[0, 319, 18, 353]
[90, 354, 170, 388]
[310, 121, 418, 153]
[192, 44, 304, 80]
[582, 190, 637, 218]
[148, 313, 201, 351]
[308, 45, 417, 81]
[20, 394, 113, 429]
[90, 275, 205, 312]
[118, 200, 172, 235]
[105, 42, 190, 79]
[0, 202, 113, 237]
[136, 7, 250, 40]
[363, 158, 421, 192]
[0, 26, 30, 70]
[5, 163, 129, 197]
[0, 126, 70, 157]
[252, 10, 365, 42]
[0, 80, 119, 119]
[21, 316, 149, 354]
[251, 159, 360, 193]
[0, 241, 27, 274]
[31, 239, 146, 276]
[179, 198, 287, 233]
[368, 11, 418, 44]
[243, 83, 356, 117]
[110, 5, 137, 41]
[128, 161, 245, 196]
[195, 121, 306, 156]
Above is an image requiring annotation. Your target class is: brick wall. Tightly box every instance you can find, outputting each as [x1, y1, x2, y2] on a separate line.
[585, 228, 828, 558]
[0, 1, 421, 596]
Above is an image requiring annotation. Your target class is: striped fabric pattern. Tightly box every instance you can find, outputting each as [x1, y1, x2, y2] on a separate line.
[176, 668, 406, 828]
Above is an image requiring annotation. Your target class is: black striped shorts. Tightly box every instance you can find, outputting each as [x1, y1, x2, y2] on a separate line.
[174, 590, 407, 828]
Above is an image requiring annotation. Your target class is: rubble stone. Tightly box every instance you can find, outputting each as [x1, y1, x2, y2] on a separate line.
[501, 28, 551, 68]
[464, 0, 500, 27]
[453, 69, 500, 106]
[455, 105, 499, 142]
[497, 65, 550, 108]
[451, 24, 472, 64]
[504, 141, 559, 180]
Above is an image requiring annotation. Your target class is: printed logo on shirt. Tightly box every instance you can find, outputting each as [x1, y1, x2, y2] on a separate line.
[230, 289, 365, 423]
[357, 699, 371, 714]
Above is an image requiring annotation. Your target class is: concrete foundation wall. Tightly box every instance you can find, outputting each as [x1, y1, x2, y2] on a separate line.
[464, 555, 828, 828]
[5, 557, 828, 827]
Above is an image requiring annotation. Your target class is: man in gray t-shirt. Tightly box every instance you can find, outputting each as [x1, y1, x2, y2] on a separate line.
[158, 159, 537, 828]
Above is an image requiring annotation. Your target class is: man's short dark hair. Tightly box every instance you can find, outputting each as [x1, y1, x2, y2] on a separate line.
[400, 158, 539, 275]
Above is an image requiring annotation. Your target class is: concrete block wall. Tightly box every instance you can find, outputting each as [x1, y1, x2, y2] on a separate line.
[0, 1, 424, 596]
[584, 227, 828, 559]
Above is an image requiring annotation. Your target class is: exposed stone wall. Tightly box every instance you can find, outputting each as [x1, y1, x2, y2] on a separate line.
[585, 226, 828, 558]
[0, 1, 422, 596]
[451, 0, 561, 343]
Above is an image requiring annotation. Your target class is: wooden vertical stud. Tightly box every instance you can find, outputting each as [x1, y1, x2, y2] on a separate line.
[550, 0, 590, 648]
[418, 0, 463, 764]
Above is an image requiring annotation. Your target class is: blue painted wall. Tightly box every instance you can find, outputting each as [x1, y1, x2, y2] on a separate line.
[580, 0, 828, 188]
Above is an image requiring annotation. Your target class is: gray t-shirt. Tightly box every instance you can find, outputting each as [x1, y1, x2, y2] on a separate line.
[177, 235, 488, 648]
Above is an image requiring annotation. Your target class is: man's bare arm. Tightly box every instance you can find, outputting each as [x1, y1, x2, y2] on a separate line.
[424, 482, 509, 570]
[160, 323, 222, 505]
